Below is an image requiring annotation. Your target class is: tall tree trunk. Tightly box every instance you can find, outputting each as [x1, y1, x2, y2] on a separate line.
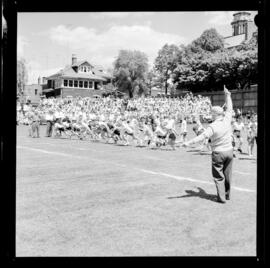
[165, 69, 169, 95]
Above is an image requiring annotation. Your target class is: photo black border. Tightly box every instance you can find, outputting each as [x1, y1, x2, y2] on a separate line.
[2, 0, 268, 265]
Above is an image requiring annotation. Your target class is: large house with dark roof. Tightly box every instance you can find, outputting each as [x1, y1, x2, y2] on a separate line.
[43, 54, 114, 98]
[223, 11, 257, 49]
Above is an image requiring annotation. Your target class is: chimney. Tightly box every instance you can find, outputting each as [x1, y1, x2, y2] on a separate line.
[38, 76, 41, 85]
[72, 54, 77, 65]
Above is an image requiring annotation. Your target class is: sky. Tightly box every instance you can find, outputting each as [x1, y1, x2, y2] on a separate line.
[17, 11, 258, 84]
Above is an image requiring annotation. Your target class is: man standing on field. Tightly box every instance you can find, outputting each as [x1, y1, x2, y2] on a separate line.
[183, 85, 233, 203]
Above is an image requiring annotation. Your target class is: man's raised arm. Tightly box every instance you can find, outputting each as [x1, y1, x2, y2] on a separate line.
[224, 85, 233, 113]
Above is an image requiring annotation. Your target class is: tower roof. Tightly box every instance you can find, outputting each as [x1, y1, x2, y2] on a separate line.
[231, 11, 253, 24]
[233, 11, 251, 16]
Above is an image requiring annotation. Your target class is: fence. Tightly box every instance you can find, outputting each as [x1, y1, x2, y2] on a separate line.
[176, 85, 257, 114]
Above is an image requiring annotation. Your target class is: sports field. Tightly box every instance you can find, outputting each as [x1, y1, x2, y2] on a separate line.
[16, 125, 257, 256]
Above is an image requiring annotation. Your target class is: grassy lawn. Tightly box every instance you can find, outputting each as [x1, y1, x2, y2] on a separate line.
[16, 125, 257, 256]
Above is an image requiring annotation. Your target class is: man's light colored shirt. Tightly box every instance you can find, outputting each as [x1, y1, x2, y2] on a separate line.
[204, 110, 233, 152]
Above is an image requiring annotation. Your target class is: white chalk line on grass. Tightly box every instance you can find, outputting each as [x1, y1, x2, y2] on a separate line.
[21, 141, 117, 153]
[17, 146, 256, 193]
[17, 146, 83, 159]
[19, 142, 101, 153]
[233, 170, 254, 176]
[22, 144, 253, 176]
[17, 145, 127, 165]
[139, 169, 256, 193]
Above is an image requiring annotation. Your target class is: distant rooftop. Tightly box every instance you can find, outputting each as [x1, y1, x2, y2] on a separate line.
[46, 58, 113, 81]
[231, 11, 253, 24]
[224, 33, 246, 48]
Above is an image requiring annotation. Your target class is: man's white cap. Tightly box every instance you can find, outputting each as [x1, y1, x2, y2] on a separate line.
[211, 106, 224, 115]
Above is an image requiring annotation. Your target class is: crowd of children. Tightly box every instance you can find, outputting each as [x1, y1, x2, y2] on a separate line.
[16, 94, 257, 156]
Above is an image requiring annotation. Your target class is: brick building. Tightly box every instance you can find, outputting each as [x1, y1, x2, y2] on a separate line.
[224, 11, 257, 49]
[21, 78, 44, 106]
[43, 54, 114, 98]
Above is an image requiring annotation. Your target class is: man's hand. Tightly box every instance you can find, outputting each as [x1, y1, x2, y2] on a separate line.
[224, 85, 231, 95]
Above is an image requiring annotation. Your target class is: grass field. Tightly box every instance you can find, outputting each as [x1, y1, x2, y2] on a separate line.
[16, 124, 257, 256]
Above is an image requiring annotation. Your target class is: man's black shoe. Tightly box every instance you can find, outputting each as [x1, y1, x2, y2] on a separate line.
[217, 198, 226, 203]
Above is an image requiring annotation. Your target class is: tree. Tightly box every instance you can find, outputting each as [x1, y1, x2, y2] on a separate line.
[172, 27, 257, 92]
[173, 47, 257, 92]
[189, 28, 224, 53]
[113, 50, 149, 98]
[154, 44, 181, 95]
[172, 47, 214, 92]
[145, 69, 160, 96]
[17, 58, 28, 97]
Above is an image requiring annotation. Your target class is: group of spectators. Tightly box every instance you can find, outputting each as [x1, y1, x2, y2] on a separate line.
[17, 93, 212, 126]
[16, 93, 257, 155]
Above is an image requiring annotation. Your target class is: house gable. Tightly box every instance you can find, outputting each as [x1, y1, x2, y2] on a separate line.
[76, 61, 95, 74]
[46, 56, 113, 84]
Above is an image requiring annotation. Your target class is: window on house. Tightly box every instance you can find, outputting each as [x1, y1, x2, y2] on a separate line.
[84, 67, 87, 72]
[64, 80, 68, 87]
[89, 81, 93, 88]
[79, 81, 83, 88]
[35, 89, 38, 95]
[84, 81, 88, 88]
[69, 80, 73, 87]
[74, 80, 78, 87]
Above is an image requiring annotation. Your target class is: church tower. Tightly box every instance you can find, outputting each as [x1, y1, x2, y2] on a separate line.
[231, 12, 256, 41]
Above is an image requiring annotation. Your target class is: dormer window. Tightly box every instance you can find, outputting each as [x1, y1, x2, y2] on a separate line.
[78, 65, 92, 73]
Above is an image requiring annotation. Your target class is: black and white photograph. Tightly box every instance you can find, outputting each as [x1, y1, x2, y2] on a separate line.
[3, 0, 267, 259]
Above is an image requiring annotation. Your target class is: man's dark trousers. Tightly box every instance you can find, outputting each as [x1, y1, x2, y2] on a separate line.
[46, 121, 53, 137]
[211, 149, 233, 202]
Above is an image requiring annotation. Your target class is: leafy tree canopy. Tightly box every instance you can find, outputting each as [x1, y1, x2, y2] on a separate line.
[189, 28, 225, 53]
[113, 50, 149, 97]
[154, 44, 181, 95]
[17, 58, 28, 96]
[171, 28, 257, 92]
